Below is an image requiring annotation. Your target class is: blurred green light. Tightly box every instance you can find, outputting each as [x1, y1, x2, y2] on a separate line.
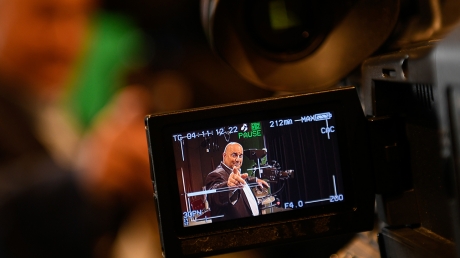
[269, 0, 300, 30]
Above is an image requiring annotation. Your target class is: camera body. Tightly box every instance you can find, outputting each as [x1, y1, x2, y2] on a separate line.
[146, 0, 460, 257]
[359, 26, 460, 257]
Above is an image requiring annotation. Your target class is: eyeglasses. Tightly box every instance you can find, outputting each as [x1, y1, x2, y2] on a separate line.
[230, 153, 244, 159]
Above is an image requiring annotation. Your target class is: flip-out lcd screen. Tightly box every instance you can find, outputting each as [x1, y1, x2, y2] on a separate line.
[172, 111, 345, 227]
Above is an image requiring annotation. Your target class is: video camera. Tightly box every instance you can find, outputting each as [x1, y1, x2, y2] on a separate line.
[146, 0, 460, 257]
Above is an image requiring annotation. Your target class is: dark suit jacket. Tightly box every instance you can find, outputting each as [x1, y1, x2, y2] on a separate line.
[205, 162, 257, 222]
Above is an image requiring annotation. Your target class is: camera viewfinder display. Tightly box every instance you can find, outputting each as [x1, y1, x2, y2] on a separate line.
[172, 111, 344, 227]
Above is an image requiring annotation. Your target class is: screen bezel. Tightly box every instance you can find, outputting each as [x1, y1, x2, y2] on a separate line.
[146, 87, 374, 257]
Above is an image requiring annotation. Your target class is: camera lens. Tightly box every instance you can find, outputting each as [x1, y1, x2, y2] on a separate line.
[202, 0, 399, 91]
[245, 0, 335, 61]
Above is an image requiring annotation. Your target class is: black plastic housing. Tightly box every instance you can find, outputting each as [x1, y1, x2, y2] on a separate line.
[361, 26, 460, 256]
[145, 87, 374, 257]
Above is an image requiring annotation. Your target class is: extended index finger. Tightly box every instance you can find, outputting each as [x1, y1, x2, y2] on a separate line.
[233, 166, 240, 175]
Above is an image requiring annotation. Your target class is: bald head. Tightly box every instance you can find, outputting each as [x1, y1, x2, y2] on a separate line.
[223, 142, 243, 169]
